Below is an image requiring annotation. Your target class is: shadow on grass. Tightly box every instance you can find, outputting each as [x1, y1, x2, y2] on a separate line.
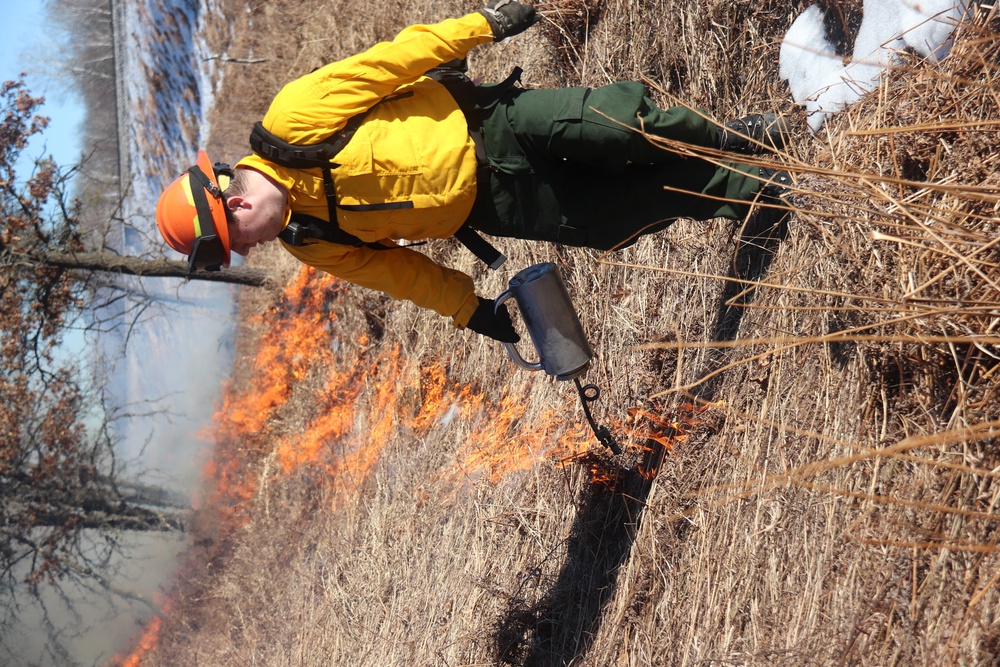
[492, 441, 668, 666]
[696, 204, 792, 402]
[490, 205, 791, 666]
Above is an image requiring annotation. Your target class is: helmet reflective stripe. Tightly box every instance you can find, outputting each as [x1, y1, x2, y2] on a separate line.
[180, 178, 205, 239]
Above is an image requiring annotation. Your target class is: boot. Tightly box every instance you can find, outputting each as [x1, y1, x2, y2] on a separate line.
[719, 113, 791, 153]
[757, 167, 793, 200]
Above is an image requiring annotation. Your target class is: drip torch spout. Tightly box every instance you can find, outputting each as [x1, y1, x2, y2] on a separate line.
[574, 378, 622, 455]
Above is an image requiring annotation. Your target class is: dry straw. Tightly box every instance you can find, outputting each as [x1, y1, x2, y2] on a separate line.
[135, 1, 1000, 666]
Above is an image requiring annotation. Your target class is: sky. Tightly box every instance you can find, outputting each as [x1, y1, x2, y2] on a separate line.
[0, 0, 229, 494]
[0, 0, 97, 455]
[0, 0, 86, 168]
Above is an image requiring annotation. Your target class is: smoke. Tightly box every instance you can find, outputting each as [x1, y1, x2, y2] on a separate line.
[114, 282, 236, 494]
[3, 532, 185, 667]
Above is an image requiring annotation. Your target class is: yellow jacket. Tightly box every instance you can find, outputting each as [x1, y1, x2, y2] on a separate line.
[236, 13, 495, 326]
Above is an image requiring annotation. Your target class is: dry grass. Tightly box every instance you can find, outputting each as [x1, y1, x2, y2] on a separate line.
[128, 1, 1000, 666]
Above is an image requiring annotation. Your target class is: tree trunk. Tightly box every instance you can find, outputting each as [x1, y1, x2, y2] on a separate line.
[41, 251, 271, 286]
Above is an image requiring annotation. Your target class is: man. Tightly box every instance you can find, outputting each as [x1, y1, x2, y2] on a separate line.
[156, 1, 791, 342]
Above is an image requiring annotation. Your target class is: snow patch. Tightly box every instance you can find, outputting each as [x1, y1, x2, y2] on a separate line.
[779, 0, 972, 131]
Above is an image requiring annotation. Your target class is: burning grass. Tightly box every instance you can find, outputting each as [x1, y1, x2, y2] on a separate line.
[118, 0, 1000, 665]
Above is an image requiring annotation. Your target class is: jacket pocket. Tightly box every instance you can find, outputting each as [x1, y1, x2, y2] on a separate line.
[333, 124, 374, 175]
[552, 87, 586, 121]
[366, 117, 423, 176]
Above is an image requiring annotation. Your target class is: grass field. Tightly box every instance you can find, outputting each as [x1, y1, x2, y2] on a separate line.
[120, 1, 1000, 665]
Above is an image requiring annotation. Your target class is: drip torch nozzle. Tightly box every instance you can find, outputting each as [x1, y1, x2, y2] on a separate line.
[574, 378, 622, 455]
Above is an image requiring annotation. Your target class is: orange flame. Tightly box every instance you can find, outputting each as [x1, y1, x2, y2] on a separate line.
[115, 616, 161, 667]
[627, 401, 712, 480]
[120, 264, 683, 662]
[558, 401, 713, 486]
[107, 599, 171, 667]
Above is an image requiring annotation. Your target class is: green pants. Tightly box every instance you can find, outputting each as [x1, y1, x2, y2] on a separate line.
[469, 82, 761, 250]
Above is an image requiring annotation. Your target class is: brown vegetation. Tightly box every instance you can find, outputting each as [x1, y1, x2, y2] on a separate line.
[126, 1, 1000, 665]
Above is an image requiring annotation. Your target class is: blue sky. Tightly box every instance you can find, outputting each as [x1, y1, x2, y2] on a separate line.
[0, 0, 85, 168]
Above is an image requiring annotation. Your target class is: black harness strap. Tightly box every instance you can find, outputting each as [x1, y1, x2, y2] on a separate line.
[250, 117, 359, 170]
[474, 66, 523, 111]
[454, 224, 506, 269]
[279, 213, 426, 251]
[338, 200, 415, 212]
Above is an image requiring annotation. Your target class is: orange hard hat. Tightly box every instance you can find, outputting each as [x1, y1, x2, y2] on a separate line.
[156, 150, 233, 272]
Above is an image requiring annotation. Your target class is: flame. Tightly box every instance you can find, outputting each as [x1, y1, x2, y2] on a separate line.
[272, 344, 406, 498]
[115, 616, 161, 667]
[223, 270, 342, 438]
[453, 398, 593, 485]
[107, 599, 171, 667]
[628, 401, 713, 480]
[190, 261, 591, 518]
[119, 264, 686, 663]
[409, 365, 452, 433]
[557, 401, 713, 487]
[191, 269, 348, 519]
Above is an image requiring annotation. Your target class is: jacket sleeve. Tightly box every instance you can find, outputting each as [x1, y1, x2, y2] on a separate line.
[262, 12, 494, 144]
[283, 240, 481, 327]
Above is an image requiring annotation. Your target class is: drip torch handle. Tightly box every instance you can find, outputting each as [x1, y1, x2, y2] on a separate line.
[574, 379, 622, 455]
[495, 289, 544, 373]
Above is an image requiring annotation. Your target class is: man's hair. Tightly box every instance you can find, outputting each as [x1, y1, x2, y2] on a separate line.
[225, 166, 252, 197]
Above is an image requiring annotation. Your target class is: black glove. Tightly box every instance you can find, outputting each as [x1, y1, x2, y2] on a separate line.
[478, 0, 538, 41]
[466, 297, 520, 343]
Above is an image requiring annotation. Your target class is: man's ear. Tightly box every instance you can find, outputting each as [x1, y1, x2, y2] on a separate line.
[226, 195, 249, 212]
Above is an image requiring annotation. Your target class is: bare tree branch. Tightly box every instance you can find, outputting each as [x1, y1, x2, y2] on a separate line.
[40, 250, 272, 286]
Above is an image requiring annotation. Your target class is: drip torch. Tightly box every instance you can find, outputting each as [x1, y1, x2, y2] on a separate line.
[495, 263, 622, 455]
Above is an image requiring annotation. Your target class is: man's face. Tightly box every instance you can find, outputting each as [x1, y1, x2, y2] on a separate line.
[226, 196, 286, 257]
